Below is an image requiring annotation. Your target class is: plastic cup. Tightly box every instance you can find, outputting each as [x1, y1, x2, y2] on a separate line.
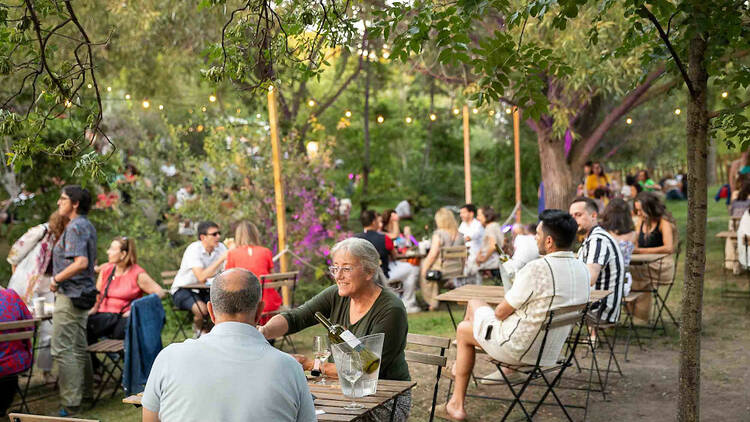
[33, 297, 46, 316]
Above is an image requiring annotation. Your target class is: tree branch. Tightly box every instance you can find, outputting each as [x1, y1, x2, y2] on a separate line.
[640, 6, 695, 97]
[573, 64, 666, 167]
[708, 99, 750, 119]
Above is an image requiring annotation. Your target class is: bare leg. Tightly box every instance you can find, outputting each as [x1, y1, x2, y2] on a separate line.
[445, 299, 488, 420]
[191, 300, 208, 331]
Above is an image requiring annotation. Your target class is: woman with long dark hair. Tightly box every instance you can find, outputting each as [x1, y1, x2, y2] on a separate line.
[630, 191, 677, 323]
[599, 199, 636, 297]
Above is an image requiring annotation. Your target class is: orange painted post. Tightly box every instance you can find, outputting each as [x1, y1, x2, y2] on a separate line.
[463, 105, 472, 204]
[268, 86, 290, 306]
[513, 106, 521, 223]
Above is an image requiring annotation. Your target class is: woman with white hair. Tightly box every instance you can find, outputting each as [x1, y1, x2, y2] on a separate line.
[260, 237, 411, 421]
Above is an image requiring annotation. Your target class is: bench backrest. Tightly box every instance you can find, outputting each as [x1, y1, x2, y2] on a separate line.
[161, 270, 179, 286]
[440, 245, 467, 279]
[0, 319, 35, 343]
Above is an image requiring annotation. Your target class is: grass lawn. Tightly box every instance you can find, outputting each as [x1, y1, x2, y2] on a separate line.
[16, 188, 749, 421]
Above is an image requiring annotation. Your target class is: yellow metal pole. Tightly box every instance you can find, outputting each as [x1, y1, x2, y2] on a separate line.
[513, 106, 522, 223]
[267, 86, 290, 306]
[463, 105, 472, 204]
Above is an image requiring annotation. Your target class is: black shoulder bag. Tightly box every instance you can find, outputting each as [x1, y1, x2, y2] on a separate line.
[86, 268, 129, 339]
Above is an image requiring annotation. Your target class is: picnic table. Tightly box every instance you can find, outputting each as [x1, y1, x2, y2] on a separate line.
[123, 379, 417, 421]
[435, 285, 612, 328]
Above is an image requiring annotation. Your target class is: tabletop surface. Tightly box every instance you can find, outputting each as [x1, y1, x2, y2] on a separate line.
[630, 253, 670, 263]
[123, 379, 417, 421]
[435, 284, 611, 304]
[181, 283, 210, 290]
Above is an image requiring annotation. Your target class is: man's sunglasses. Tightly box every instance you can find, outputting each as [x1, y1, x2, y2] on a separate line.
[206, 231, 221, 237]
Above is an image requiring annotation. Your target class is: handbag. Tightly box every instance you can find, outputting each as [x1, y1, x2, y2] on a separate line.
[86, 267, 127, 335]
[425, 270, 442, 281]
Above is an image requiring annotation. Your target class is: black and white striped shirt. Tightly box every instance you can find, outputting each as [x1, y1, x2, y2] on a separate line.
[579, 226, 625, 322]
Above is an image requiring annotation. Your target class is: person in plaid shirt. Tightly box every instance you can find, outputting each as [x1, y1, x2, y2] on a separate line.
[0, 287, 33, 416]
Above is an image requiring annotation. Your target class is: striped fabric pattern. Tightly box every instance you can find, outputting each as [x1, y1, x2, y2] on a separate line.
[579, 226, 625, 322]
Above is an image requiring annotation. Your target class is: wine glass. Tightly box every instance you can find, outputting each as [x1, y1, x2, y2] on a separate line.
[338, 352, 365, 410]
[312, 336, 330, 384]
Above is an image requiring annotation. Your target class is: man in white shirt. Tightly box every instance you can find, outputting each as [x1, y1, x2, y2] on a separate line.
[172, 221, 229, 335]
[458, 204, 484, 268]
[438, 210, 590, 421]
[143, 269, 316, 422]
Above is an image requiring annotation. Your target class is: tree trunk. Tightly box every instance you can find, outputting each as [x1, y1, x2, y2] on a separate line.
[679, 30, 708, 422]
[535, 127, 576, 210]
[360, 56, 372, 211]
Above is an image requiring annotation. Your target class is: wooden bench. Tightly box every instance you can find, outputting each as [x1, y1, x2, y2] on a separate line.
[86, 339, 124, 406]
[8, 414, 100, 422]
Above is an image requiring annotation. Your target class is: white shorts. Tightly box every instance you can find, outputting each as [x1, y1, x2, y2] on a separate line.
[472, 306, 523, 365]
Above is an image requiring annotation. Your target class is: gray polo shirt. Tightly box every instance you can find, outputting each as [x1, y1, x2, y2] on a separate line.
[142, 321, 316, 422]
[52, 215, 97, 298]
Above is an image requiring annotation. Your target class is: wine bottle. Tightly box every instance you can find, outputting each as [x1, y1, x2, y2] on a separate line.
[314, 312, 380, 374]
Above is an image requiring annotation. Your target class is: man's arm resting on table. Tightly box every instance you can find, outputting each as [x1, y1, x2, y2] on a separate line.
[190, 253, 227, 283]
[586, 263, 602, 287]
[143, 407, 159, 422]
[494, 300, 515, 321]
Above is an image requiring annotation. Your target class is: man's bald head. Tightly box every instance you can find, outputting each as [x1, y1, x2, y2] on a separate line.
[209, 268, 261, 316]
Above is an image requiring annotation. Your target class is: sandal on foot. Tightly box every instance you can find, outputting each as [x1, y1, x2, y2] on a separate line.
[434, 403, 469, 421]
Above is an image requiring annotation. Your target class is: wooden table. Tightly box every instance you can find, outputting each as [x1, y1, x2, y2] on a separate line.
[630, 253, 669, 264]
[123, 379, 417, 421]
[435, 285, 612, 328]
[716, 230, 738, 240]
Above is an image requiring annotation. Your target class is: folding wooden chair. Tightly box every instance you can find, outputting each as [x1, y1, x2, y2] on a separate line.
[160, 270, 193, 343]
[86, 339, 124, 407]
[492, 303, 589, 421]
[650, 240, 682, 333]
[0, 319, 35, 413]
[620, 291, 646, 361]
[404, 333, 451, 422]
[8, 413, 99, 422]
[583, 311, 623, 397]
[439, 245, 468, 288]
[260, 271, 299, 352]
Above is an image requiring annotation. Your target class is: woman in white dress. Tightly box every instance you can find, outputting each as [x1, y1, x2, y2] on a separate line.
[7, 211, 69, 382]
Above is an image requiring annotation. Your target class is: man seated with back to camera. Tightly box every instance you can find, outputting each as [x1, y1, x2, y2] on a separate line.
[436, 210, 590, 421]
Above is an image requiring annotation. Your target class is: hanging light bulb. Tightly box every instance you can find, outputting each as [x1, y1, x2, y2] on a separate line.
[472, 108, 479, 114]
[674, 108, 681, 115]
[377, 115, 384, 123]
[344, 110, 352, 118]
[142, 100, 150, 109]
[489, 110, 495, 116]
[405, 117, 413, 124]
[209, 95, 217, 102]
[308, 99, 316, 107]
[452, 108, 460, 115]
[158, 104, 164, 110]
[382, 51, 390, 59]
[125, 94, 131, 100]
[626, 117, 633, 124]
[505, 107, 512, 114]
[256, 113, 262, 119]
[106, 86, 112, 92]
[64, 99, 73, 108]
[429, 113, 437, 121]
[722, 91, 728, 98]
[87, 84, 92, 89]
[201, 106, 207, 112]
